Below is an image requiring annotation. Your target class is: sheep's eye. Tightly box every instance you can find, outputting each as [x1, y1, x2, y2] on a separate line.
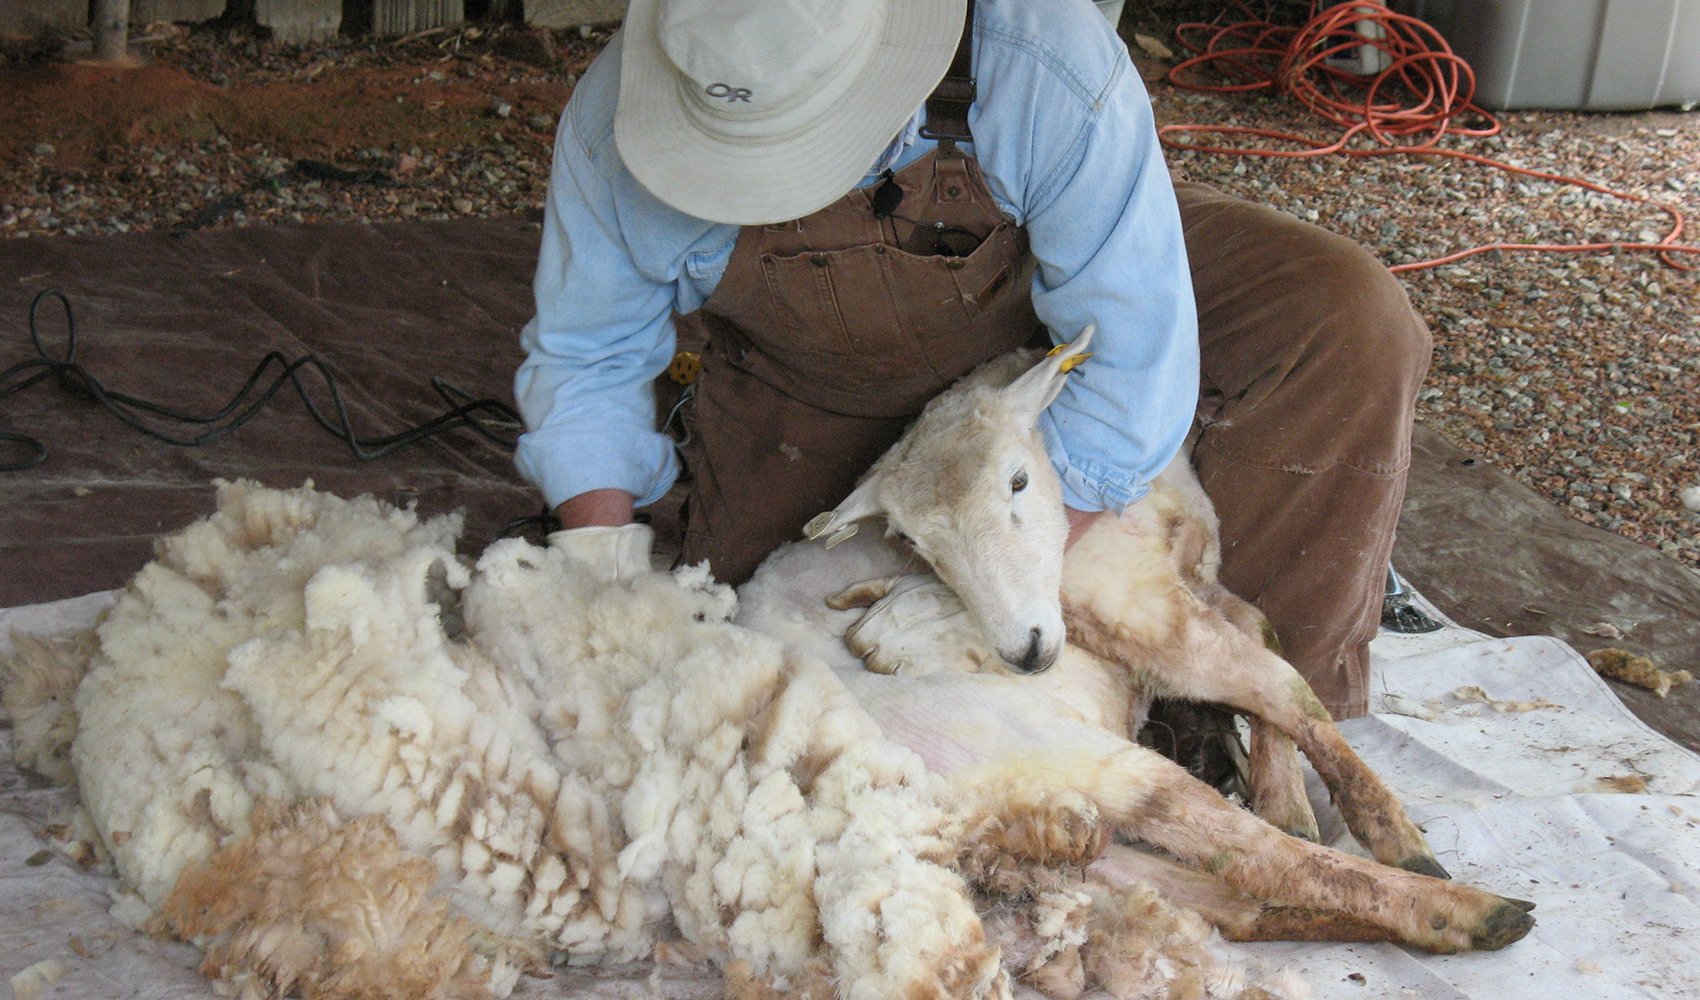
[895, 531, 913, 544]
[1010, 470, 1028, 494]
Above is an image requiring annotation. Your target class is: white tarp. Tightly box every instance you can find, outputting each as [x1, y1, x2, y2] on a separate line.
[1245, 604, 1700, 1000]
[2, 589, 1696, 1000]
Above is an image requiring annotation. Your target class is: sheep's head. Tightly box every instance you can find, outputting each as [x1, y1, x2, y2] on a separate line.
[805, 329, 1094, 675]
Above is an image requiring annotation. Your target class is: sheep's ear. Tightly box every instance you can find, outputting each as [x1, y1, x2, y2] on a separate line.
[803, 475, 884, 548]
[1005, 325, 1095, 425]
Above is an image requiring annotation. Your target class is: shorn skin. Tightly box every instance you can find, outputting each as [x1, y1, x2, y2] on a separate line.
[0, 342, 1532, 1000]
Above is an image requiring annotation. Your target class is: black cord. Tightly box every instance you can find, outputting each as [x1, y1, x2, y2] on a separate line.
[499, 506, 562, 541]
[867, 170, 982, 257]
[0, 289, 524, 473]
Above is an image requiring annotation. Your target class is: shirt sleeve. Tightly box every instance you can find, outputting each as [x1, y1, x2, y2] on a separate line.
[987, 24, 1200, 514]
[512, 72, 684, 510]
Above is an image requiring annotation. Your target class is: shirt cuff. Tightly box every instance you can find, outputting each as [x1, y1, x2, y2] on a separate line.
[1039, 413, 1145, 514]
[515, 427, 681, 510]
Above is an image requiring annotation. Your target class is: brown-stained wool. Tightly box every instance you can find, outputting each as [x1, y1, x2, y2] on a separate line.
[1587, 648, 1694, 698]
[154, 798, 502, 1000]
[955, 791, 1111, 878]
[979, 871, 1260, 1000]
[721, 958, 840, 1000]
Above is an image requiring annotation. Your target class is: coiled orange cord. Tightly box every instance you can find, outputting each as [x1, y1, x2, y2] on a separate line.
[1156, 1, 1697, 272]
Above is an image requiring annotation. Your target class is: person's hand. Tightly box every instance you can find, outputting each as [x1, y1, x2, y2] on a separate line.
[546, 523, 654, 582]
[829, 575, 990, 677]
[555, 488, 635, 530]
[1065, 505, 1105, 550]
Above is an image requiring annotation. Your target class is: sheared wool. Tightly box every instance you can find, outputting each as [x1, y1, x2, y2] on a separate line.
[156, 798, 506, 1000]
[0, 629, 92, 785]
[34, 481, 1005, 1000]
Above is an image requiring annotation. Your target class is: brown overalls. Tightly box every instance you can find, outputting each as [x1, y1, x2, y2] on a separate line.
[674, 21, 1431, 719]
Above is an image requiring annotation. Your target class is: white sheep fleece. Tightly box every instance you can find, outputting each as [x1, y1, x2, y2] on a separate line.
[70, 480, 996, 1000]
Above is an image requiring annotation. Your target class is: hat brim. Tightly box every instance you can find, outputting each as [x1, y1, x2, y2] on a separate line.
[615, 0, 967, 226]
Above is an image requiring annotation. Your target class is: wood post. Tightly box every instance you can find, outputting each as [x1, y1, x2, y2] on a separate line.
[92, 0, 132, 61]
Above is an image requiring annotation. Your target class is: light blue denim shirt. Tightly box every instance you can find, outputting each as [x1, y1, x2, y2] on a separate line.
[514, 0, 1199, 514]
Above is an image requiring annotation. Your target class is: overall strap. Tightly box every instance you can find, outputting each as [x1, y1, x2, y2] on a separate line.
[920, 0, 976, 146]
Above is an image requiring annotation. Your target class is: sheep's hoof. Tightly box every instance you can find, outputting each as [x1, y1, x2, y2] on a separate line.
[1276, 822, 1321, 843]
[1505, 896, 1536, 912]
[1397, 854, 1451, 880]
[1470, 899, 1536, 951]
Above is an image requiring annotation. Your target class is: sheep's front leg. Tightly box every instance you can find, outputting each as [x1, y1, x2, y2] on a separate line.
[1074, 745, 1533, 954]
[1191, 586, 1320, 843]
[1063, 585, 1443, 877]
[1246, 720, 1319, 842]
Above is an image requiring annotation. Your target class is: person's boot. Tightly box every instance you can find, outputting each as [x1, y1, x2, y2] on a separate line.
[1139, 698, 1249, 801]
[1382, 564, 1442, 633]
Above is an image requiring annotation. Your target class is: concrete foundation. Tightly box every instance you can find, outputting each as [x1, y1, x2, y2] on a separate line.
[255, 0, 340, 43]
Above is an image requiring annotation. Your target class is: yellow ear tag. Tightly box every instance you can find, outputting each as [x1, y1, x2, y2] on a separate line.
[1059, 352, 1092, 374]
[1046, 341, 1094, 374]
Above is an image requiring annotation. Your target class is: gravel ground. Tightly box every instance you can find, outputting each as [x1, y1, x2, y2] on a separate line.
[1, 18, 1697, 567]
[1129, 42, 1700, 570]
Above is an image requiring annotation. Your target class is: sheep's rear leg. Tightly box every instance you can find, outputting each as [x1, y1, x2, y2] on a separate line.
[1088, 844, 1392, 944]
[1076, 746, 1533, 954]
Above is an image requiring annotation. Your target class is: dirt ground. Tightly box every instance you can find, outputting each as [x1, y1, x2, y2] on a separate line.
[0, 22, 596, 231]
[0, 13, 1697, 582]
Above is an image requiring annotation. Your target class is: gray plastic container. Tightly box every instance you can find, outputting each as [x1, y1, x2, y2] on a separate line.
[1391, 0, 1700, 110]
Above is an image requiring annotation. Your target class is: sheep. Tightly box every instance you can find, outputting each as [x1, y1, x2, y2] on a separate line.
[764, 330, 1429, 859]
[0, 337, 1534, 1000]
[734, 330, 1536, 971]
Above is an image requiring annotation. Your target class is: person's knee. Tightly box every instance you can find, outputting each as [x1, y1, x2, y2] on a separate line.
[1300, 241, 1432, 397]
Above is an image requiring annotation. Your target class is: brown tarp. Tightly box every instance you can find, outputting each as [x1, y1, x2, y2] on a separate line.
[0, 218, 544, 606]
[1, 219, 1696, 746]
[1395, 426, 1700, 750]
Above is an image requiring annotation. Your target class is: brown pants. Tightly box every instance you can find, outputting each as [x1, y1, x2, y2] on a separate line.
[681, 181, 1430, 720]
[1178, 181, 1432, 718]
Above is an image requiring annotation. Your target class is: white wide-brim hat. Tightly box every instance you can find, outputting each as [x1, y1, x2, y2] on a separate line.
[616, 0, 967, 226]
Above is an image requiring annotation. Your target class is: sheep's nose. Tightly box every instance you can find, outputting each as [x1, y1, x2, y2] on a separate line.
[1004, 627, 1058, 674]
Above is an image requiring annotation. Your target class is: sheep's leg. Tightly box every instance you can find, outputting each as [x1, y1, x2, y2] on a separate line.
[1065, 600, 1443, 877]
[1189, 585, 1320, 842]
[1216, 655, 1443, 877]
[1071, 745, 1532, 954]
[1246, 720, 1318, 842]
[855, 673, 1527, 952]
[1088, 844, 1393, 944]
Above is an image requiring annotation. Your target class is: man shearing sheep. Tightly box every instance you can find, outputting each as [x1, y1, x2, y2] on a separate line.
[512, 0, 1431, 734]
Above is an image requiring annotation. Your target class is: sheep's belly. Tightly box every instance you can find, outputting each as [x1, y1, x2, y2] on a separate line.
[840, 670, 1128, 784]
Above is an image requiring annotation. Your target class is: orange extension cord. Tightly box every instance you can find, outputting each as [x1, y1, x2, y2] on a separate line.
[1156, 0, 1698, 273]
